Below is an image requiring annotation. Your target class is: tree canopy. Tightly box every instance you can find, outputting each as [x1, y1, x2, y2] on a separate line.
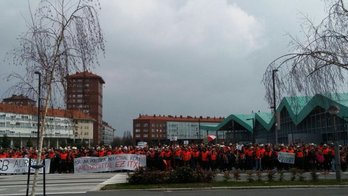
[263, 0, 348, 106]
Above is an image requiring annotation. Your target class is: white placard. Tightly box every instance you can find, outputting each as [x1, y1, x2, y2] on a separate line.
[74, 154, 146, 173]
[277, 152, 295, 164]
[0, 158, 51, 174]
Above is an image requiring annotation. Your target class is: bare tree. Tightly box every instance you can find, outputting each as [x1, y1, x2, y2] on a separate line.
[8, 0, 105, 195]
[262, 0, 348, 106]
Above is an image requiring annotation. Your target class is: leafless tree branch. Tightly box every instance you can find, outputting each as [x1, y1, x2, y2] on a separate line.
[263, 0, 348, 106]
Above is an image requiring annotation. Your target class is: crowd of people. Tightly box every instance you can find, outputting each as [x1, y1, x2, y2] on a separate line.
[0, 142, 347, 173]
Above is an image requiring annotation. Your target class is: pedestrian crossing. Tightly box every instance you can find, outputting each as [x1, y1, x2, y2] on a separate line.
[0, 172, 120, 195]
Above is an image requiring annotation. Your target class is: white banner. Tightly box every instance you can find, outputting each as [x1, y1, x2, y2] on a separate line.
[0, 158, 51, 174]
[277, 152, 295, 164]
[74, 154, 146, 174]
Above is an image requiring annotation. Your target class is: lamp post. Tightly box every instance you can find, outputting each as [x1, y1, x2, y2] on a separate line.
[327, 105, 341, 181]
[272, 69, 278, 144]
[34, 71, 41, 148]
[198, 116, 202, 142]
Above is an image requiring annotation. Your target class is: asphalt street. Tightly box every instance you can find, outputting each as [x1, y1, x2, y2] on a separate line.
[50, 187, 348, 196]
[1, 172, 347, 195]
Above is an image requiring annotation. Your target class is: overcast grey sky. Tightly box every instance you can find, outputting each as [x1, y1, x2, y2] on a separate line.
[0, 0, 327, 136]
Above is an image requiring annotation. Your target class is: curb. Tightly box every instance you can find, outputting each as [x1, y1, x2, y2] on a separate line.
[116, 185, 348, 192]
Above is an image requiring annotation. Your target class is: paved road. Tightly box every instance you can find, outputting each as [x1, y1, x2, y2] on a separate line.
[0, 172, 126, 195]
[49, 187, 348, 196]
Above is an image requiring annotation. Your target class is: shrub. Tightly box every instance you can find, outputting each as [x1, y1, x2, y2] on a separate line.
[267, 170, 276, 182]
[278, 170, 284, 182]
[127, 167, 169, 184]
[256, 170, 262, 182]
[194, 168, 215, 183]
[169, 167, 196, 183]
[246, 170, 254, 182]
[289, 168, 297, 181]
[223, 170, 231, 182]
[310, 169, 318, 181]
[128, 166, 215, 185]
[233, 169, 241, 181]
[298, 169, 305, 181]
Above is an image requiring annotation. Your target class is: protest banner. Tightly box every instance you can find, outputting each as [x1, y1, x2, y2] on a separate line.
[74, 154, 146, 174]
[0, 158, 51, 174]
[277, 152, 295, 164]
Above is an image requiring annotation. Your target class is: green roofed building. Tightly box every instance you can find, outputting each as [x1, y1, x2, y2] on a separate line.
[201, 93, 348, 145]
[200, 113, 254, 144]
[277, 93, 348, 144]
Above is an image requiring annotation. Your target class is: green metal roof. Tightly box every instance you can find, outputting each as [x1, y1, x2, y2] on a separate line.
[201, 93, 348, 133]
[277, 95, 313, 125]
[200, 113, 255, 133]
[255, 112, 274, 131]
[277, 93, 348, 125]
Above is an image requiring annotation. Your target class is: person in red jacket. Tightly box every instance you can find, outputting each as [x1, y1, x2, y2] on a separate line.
[245, 146, 254, 170]
[59, 148, 68, 173]
[164, 147, 172, 170]
[210, 148, 218, 171]
[200, 148, 210, 170]
[48, 148, 58, 173]
[182, 147, 192, 167]
[0, 149, 8, 158]
[173, 146, 182, 169]
[98, 147, 105, 157]
[192, 147, 200, 169]
[255, 145, 264, 170]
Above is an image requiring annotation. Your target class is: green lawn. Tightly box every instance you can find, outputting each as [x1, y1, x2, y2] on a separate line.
[102, 180, 348, 190]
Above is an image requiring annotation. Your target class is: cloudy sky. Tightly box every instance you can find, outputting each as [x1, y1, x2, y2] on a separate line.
[0, 0, 328, 136]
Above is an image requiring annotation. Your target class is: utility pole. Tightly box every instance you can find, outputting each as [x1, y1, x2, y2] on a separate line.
[328, 105, 341, 181]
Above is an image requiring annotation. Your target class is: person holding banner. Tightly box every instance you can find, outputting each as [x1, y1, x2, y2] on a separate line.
[58, 148, 68, 173]
[0, 149, 8, 158]
[48, 148, 58, 173]
[295, 146, 304, 170]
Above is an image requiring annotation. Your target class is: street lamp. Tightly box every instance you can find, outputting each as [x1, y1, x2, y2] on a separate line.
[272, 69, 278, 144]
[198, 116, 202, 142]
[34, 71, 41, 148]
[327, 104, 341, 181]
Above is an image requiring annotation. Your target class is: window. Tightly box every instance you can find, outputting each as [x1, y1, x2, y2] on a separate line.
[135, 129, 141, 133]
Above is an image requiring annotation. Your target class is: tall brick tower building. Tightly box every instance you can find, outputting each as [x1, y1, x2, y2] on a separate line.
[66, 71, 105, 145]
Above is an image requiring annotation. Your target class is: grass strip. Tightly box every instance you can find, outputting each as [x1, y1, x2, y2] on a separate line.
[102, 180, 348, 190]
